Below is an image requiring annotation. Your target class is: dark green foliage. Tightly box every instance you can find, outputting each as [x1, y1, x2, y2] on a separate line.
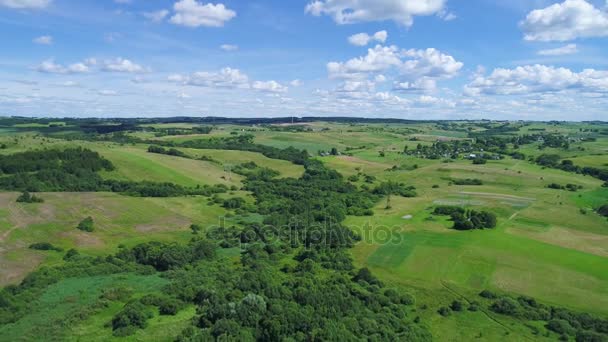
[478, 291, 608, 340]
[111, 301, 153, 336]
[434, 207, 496, 230]
[536, 155, 608, 182]
[433, 205, 465, 216]
[597, 205, 608, 217]
[77, 217, 94, 232]
[451, 178, 483, 185]
[147, 145, 188, 158]
[116, 239, 216, 271]
[450, 300, 464, 312]
[29, 242, 63, 252]
[63, 248, 80, 260]
[438, 306, 452, 316]
[372, 181, 417, 197]
[472, 158, 487, 164]
[479, 290, 498, 299]
[222, 197, 246, 209]
[16, 191, 44, 203]
[491, 297, 520, 315]
[547, 319, 576, 336]
[0, 148, 114, 192]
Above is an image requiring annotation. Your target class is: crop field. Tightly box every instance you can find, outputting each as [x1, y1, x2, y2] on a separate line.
[0, 119, 606, 340]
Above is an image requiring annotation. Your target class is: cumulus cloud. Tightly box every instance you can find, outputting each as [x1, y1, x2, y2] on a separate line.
[305, 0, 446, 26]
[252, 80, 288, 93]
[464, 64, 608, 96]
[143, 9, 169, 22]
[520, 0, 608, 41]
[35, 59, 90, 74]
[327, 45, 462, 93]
[537, 44, 578, 56]
[348, 30, 387, 46]
[290, 79, 302, 87]
[0, 0, 50, 9]
[220, 44, 238, 51]
[101, 58, 147, 73]
[169, 67, 250, 88]
[169, 67, 289, 94]
[33, 35, 53, 45]
[170, 0, 236, 28]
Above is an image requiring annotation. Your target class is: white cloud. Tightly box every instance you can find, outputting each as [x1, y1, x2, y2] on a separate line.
[290, 79, 302, 87]
[347, 30, 388, 46]
[102, 58, 147, 73]
[143, 9, 169, 22]
[59, 81, 79, 87]
[33, 35, 53, 45]
[520, 0, 608, 41]
[170, 0, 236, 28]
[252, 80, 288, 93]
[464, 64, 608, 96]
[305, 0, 446, 26]
[0, 0, 50, 9]
[35, 59, 90, 74]
[220, 44, 238, 51]
[328, 45, 462, 93]
[537, 44, 578, 56]
[400, 48, 463, 80]
[98, 90, 118, 96]
[170, 67, 250, 88]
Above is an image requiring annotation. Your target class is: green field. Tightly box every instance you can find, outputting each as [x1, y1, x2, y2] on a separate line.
[0, 119, 606, 340]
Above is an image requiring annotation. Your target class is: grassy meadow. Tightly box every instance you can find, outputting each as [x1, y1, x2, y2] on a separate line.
[0, 119, 606, 340]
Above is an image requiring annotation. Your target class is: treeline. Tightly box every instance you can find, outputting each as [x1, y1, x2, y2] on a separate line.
[478, 290, 608, 341]
[536, 154, 608, 182]
[147, 126, 213, 137]
[433, 206, 497, 230]
[179, 135, 310, 165]
[0, 148, 228, 197]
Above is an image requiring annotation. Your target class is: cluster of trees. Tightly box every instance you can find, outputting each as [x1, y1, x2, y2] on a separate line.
[547, 183, 582, 192]
[231, 162, 280, 181]
[433, 206, 497, 230]
[28, 242, 63, 252]
[16, 191, 43, 203]
[179, 135, 310, 165]
[149, 126, 213, 137]
[372, 181, 417, 198]
[450, 178, 483, 185]
[77, 217, 94, 232]
[147, 145, 188, 158]
[536, 155, 608, 182]
[479, 290, 608, 341]
[0, 148, 230, 197]
[0, 148, 114, 192]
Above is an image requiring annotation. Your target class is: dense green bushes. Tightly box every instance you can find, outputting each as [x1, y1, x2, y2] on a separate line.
[29, 242, 63, 252]
[433, 206, 497, 230]
[536, 154, 608, 182]
[16, 191, 43, 203]
[478, 291, 608, 341]
[451, 178, 483, 185]
[77, 217, 94, 232]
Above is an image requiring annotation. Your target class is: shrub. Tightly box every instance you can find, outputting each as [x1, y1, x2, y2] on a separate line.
[77, 217, 94, 232]
[16, 191, 43, 203]
[29, 242, 63, 252]
[438, 306, 452, 317]
[450, 300, 464, 312]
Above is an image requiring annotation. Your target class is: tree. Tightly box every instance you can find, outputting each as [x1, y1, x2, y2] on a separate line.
[77, 217, 94, 232]
[16, 191, 43, 203]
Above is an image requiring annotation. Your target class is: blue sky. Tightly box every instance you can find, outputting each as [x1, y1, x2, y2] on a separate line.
[0, 0, 607, 120]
